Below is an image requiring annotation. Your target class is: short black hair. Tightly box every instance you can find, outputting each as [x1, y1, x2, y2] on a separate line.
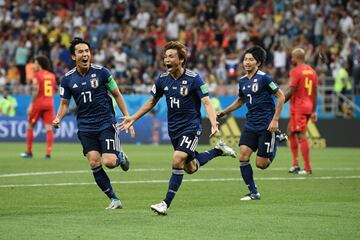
[35, 55, 52, 71]
[244, 46, 267, 67]
[69, 37, 91, 55]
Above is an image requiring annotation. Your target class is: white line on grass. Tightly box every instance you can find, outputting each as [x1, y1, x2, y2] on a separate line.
[1, 167, 360, 178]
[1, 176, 360, 188]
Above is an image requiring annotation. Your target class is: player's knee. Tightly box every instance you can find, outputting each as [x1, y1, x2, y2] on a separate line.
[184, 166, 195, 174]
[239, 152, 250, 161]
[103, 156, 116, 169]
[172, 152, 187, 168]
[184, 160, 198, 174]
[256, 159, 269, 170]
[89, 159, 101, 169]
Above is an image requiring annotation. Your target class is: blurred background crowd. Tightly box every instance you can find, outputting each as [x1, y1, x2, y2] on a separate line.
[0, 0, 359, 97]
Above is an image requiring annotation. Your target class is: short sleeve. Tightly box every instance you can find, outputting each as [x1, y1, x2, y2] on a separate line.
[59, 76, 71, 99]
[194, 75, 209, 99]
[238, 81, 244, 98]
[101, 67, 112, 84]
[150, 77, 164, 99]
[265, 74, 279, 94]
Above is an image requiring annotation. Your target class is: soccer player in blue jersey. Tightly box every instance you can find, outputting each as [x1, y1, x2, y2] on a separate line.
[217, 46, 286, 200]
[119, 41, 236, 215]
[52, 38, 135, 209]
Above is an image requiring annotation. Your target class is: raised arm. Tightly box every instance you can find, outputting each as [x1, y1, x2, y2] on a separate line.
[110, 88, 136, 137]
[119, 96, 159, 131]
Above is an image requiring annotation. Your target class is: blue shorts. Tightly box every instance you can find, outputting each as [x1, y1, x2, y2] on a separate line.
[171, 131, 201, 161]
[77, 126, 120, 156]
[239, 128, 276, 158]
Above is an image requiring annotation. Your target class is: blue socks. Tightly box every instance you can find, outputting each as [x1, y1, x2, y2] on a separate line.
[240, 160, 257, 194]
[92, 166, 117, 199]
[164, 168, 184, 207]
[195, 149, 222, 166]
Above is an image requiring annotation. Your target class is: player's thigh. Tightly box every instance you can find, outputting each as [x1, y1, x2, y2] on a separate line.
[172, 150, 189, 169]
[172, 131, 200, 166]
[77, 130, 101, 156]
[239, 129, 257, 160]
[257, 130, 275, 159]
[98, 126, 118, 154]
[28, 107, 41, 126]
[40, 107, 55, 125]
[290, 113, 310, 133]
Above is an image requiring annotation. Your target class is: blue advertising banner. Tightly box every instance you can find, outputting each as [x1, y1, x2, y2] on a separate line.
[0, 116, 171, 144]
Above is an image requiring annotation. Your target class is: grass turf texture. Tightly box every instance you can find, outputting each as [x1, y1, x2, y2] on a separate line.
[0, 143, 359, 240]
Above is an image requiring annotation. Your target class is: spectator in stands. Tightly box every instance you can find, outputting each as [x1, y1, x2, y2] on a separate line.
[334, 59, 352, 117]
[0, 88, 17, 117]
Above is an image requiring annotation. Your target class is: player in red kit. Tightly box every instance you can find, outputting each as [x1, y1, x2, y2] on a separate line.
[21, 56, 57, 159]
[285, 48, 318, 174]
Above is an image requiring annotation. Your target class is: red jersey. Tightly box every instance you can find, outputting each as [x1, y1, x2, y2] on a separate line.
[289, 64, 318, 114]
[32, 70, 56, 108]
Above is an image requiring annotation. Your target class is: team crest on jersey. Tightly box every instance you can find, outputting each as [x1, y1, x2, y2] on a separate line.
[90, 78, 99, 88]
[180, 86, 188, 96]
[252, 83, 259, 92]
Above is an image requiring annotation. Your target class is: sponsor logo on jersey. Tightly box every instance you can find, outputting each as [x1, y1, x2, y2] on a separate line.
[182, 80, 187, 84]
[91, 74, 96, 77]
[151, 84, 156, 94]
[90, 78, 99, 88]
[81, 82, 86, 85]
[164, 86, 168, 91]
[72, 83, 78, 88]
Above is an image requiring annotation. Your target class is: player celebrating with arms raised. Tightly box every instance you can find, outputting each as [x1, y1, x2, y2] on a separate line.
[217, 46, 286, 200]
[52, 38, 135, 209]
[285, 48, 318, 175]
[119, 41, 236, 215]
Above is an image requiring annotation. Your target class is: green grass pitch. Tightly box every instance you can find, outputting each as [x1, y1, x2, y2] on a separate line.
[0, 142, 359, 240]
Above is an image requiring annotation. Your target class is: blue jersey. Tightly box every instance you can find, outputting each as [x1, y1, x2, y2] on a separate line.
[238, 70, 279, 132]
[60, 64, 116, 132]
[151, 69, 209, 139]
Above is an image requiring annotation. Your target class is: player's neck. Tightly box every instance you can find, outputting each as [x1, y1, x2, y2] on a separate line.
[170, 67, 185, 80]
[246, 67, 258, 79]
[76, 66, 90, 76]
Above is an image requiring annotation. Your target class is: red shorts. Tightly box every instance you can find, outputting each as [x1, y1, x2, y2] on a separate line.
[289, 112, 310, 133]
[28, 106, 55, 125]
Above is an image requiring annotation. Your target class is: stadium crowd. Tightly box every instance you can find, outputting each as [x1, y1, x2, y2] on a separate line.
[0, 0, 359, 96]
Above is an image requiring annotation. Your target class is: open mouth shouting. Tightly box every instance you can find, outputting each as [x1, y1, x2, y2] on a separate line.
[80, 57, 90, 67]
[165, 64, 173, 72]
